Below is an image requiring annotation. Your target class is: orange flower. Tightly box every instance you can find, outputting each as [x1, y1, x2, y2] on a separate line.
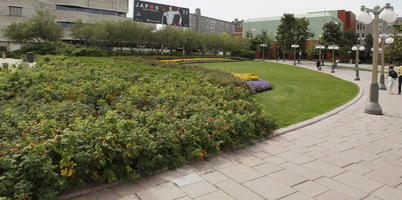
[199, 153, 204, 158]
[203, 149, 207, 154]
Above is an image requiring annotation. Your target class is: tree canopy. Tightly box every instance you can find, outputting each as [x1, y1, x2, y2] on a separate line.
[2, 10, 63, 43]
[276, 14, 313, 57]
[322, 21, 343, 46]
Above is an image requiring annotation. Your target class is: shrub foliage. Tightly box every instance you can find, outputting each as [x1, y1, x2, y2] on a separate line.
[0, 56, 276, 199]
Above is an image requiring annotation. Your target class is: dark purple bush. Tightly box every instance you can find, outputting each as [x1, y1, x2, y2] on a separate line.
[247, 79, 272, 93]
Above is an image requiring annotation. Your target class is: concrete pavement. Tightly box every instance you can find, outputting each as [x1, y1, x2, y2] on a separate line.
[59, 60, 402, 200]
[1, 58, 35, 68]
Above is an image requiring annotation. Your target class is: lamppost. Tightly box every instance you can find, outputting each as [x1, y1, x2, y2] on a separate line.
[260, 43, 267, 61]
[298, 49, 302, 64]
[291, 44, 299, 65]
[315, 45, 325, 70]
[379, 34, 395, 90]
[352, 45, 365, 81]
[357, 3, 397, 115]
[328, 45, 339, 73]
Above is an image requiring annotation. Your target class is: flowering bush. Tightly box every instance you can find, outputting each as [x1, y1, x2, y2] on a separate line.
[232, 73, 260, 81]
[248, 80, 273, 93]
[0, 56, 276, 199]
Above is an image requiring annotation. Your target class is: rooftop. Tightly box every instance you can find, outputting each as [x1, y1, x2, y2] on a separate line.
[245, 11, 338, 23]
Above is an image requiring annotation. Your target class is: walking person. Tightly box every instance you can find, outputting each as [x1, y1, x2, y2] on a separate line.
[388, 64, 398, 94]
[398, 65, 402, 95]
[316, 59, 321, 70]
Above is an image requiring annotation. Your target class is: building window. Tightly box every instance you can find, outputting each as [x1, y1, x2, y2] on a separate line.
[56, 5, 121, 16]
[357, 24, 360, 30]
[9, 6, 22, 16]
[379, 23, 383, 30]
[362, 33, 365, 38]
[57, 22, 72, 28]
[363, 25, 365, 30]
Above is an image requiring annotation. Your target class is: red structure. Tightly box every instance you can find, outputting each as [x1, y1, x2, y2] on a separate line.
[337, 10, 356, 32]
[232, 26, 243, 38]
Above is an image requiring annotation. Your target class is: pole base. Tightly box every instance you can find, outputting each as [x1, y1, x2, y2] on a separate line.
[331, 70, 335, 73]
[364, 83, 383, 115]
[354, 77, 360, 81]
[365, 102, 383, 115]
[379, 83, 387, 90]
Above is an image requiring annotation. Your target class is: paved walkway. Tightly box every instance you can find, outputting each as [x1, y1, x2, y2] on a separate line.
[60, 60, 402, 200]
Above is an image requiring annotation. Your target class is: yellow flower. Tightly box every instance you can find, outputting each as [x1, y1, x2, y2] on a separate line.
[231, 72, 259, 81]
[60, 161, 77, 177]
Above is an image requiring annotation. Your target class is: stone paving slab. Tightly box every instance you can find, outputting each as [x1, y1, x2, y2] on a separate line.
[59, 60, 402, 200]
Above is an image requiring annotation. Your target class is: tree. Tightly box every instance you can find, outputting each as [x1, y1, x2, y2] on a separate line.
[276, 14, 297, 58]
[2, 10, 63, 43]
[363, 33, 374, 60]
[322, 21, 342, 46]
[251, 30, 273, 57]
[385, 24, 402, 64]
[71, 20, 96, 46]
[340, 29, 358, 59]
[307, 40, 319, 59]
[294, 18, 314, 60]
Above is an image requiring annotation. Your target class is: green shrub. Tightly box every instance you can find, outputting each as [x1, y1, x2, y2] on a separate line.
[0, 46, 6, 52]
[0, 56, 276, 199]
[2, 63, 9, 71]
[5, 49, 23, 59]
[71, 47, 104, 57]
[231, 49, 256, 60]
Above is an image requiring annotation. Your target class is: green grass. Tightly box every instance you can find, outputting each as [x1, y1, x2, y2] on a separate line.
[198, 61, 359, 128]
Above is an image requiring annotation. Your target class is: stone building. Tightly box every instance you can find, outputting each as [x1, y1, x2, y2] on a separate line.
[0, 0, 129, 50]
[356, 17, 402, 45]
[189, 8, 235, 35]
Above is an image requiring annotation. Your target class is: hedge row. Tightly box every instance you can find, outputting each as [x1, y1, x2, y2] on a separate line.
[0, 56, 276, 199]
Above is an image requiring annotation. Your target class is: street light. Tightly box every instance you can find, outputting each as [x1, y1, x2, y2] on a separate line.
[315, 45, 325, 70]
[357, 3, 397, 115]
[379, 34, 394, 90]
[352, 45, 365, 81]
[291, 44, 299, 65]
[260, 43, 267, 61]
[328, 45, 339, 73]
[298, 49, 302, 64]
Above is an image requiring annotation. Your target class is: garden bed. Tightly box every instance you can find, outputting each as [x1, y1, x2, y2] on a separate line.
[0, 56, 276, 199]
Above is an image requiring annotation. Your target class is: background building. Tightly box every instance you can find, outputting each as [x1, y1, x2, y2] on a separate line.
[243, 10, 356, 40]
[356, 17, 402, 44]
[0, 0, 129, 50]
[189, 8, 235, 35]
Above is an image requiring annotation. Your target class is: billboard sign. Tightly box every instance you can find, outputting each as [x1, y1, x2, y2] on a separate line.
[134, 0, 190, 27]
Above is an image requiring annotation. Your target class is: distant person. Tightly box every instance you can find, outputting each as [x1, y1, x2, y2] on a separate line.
[398, 65, 402, 95]
[388, 64, 398, 94]
[316, 60, 321, 70]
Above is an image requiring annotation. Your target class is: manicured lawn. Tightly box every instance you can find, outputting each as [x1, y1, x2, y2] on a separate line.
[199, 61, 359, 128]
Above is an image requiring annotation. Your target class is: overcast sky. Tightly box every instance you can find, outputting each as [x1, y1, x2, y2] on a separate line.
[128, 0, 401, 22]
